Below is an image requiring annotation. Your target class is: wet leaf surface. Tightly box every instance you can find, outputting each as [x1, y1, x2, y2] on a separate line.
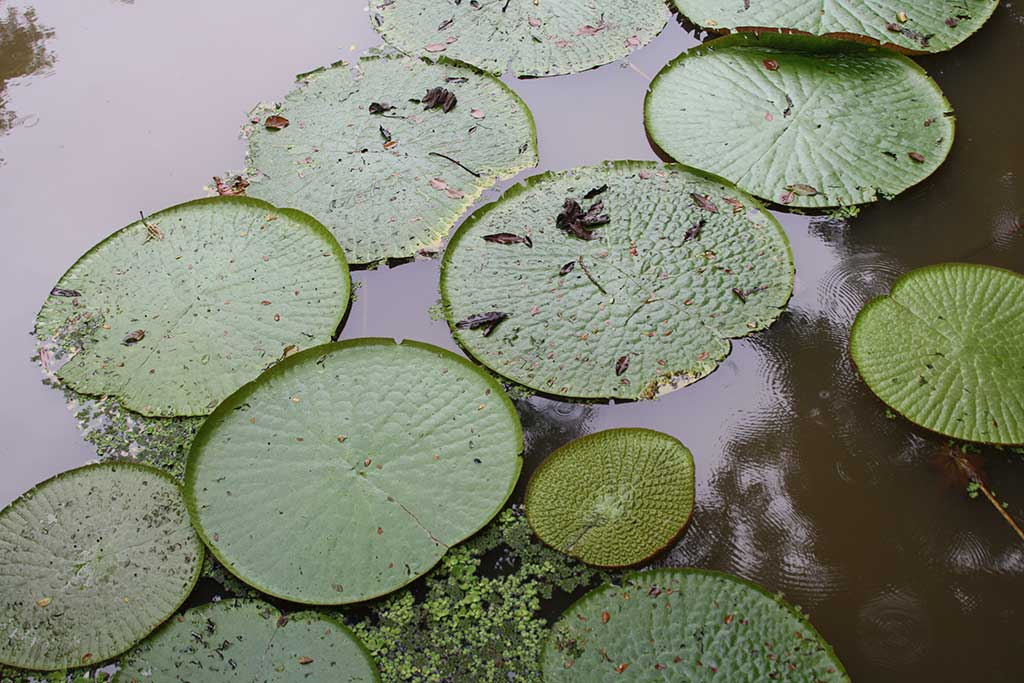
[526, 429, 695, 567]
[646, 34, 955, 209]
[542, 569, 850, 681]
[185, 339, 522, 604]
[243, 56, 537, 264]
[671, 0, 999, 53]
[371, 0, 668, 77]
[442, 161, 793, 399]
[0, 463, 202, 671]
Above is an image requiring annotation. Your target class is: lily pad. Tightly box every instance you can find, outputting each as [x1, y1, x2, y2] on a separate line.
[35, 196, 350, 417]
[851, 263, 1024, 445]
[0, 463, 203, 671]
[185, 338, 523, 604]
[114, 599, 378, 682]
[542, 568, 850, 682]
[645, 34, 955, 209]
[369, 0, 668, 78]
[440, 161, 793, 400]
[525, 429, 694, 567]
[243, 56, 538, 265]
[671, 0, 999, 53]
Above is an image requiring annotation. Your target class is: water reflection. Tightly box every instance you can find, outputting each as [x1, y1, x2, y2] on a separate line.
[0, 5, 54, 135]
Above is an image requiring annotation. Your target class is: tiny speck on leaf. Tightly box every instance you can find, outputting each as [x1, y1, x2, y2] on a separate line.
[122, 329, 145, 346]
[909, 151, 926, 163]
[264, 115, 290, 130]
[763, 59, 779, 71]
[298, 657, 314, 665]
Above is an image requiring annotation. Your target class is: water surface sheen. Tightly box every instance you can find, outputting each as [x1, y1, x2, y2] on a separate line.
[0, 1, 1021, 680]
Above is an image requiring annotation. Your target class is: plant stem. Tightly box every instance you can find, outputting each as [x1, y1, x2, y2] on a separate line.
[976, 480, 1024, 543]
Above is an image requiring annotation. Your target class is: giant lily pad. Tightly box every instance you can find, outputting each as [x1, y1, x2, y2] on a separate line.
[369, 0, 668, 78]
[243, 56, 538, 265]
[851, 263, 1024, 445]
[35, 197, 350, 417]
[645, 34, 955, 209]
[114, 599, 378, 682]
[0, 463, 203, 671]
[671, 0, 999, 53]
[185, 338, 523, 604]
[525, 429, 694, 567]
[440, 161, 793, 400]
[543, 568, 850, 681]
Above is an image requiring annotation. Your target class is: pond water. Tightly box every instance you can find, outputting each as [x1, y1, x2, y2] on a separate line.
[1, 1, 1022, 680]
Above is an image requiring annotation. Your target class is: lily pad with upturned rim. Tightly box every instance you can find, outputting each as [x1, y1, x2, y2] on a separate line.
[671, 0, 1000, 54]
[440, 161, 794, 400]
[525, 429, 695, 567]
[542, 568, 851, 682]
[185, 338, 523, 605]
[243, 55, 538, 265]
[0, 463, 203, 672]
[369, 0, 668, 78]
[34, 196, 350, 417]
[645, 33, 955, 209]
[851, 263, 1024, 445]
[113, 599, 379, 683]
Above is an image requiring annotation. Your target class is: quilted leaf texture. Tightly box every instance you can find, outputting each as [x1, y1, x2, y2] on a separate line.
[525, 429, 695, 567]
[851, 263, 1024, 445]
[542, 569, 850, 682]
[441, 161, 793, 399]
[645, 34, 954, 209]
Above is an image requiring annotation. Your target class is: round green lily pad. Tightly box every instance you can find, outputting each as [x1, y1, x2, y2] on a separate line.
[851, 263, 1024, 445]
[645, 34, 955, 209]
[671, 0, 999, 54]
[369, 0, 668, 78]
[542, 568, 850, 682]
[114, 599, 379, 683]
[0, 463, 203, 671]
[243, 55, 538, 265]
[185, 338, 523, 604]
[525, 429, 694, 567]
[35, 196, 350, 417]
[440, 161, 793, 400]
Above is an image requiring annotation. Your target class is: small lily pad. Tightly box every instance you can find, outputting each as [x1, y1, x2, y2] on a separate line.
[645, 33, 955, 209]
[441, 161, 793, 400]
[114, 599, 378, 682]
[542, 568, 850, 681]
[851, 263, 1024, 445]
[243, 56, 538, 264]
[525, 429, 695, 567]
[369, 0, 668, 78]
[35, 196, 350, 417]
[671, 0, 999, 53]
[185, 338, 523, 604]
[0, 463, 203, 671]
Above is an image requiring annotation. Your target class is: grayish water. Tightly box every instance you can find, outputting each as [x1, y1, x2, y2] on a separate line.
[1, 1, 1022, 680]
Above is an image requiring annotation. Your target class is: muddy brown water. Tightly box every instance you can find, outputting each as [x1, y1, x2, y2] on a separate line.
[1, 1, 1022, 680]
